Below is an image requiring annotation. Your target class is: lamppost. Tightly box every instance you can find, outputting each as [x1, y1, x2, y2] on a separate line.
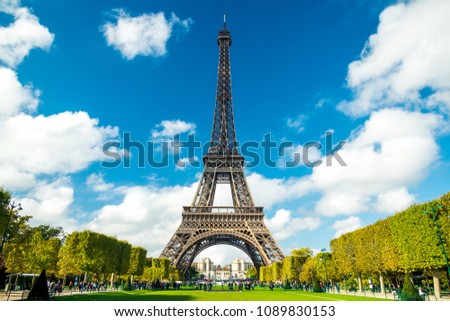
[321, 248, 329, 292]
[423, 205, 450, 284]
[1, 200, 22, 253]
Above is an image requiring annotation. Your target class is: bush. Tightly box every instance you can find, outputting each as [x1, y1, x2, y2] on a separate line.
[400, 274, 423, 301]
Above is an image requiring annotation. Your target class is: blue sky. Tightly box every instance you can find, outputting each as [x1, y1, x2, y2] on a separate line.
[1, 0, 449, 265]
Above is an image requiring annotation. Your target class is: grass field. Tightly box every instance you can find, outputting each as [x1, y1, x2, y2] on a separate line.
[56, 288, 389, 301]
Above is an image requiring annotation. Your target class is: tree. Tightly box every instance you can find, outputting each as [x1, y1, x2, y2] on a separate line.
[151, 258, 161, 280]
[31, 225, 65, 241]
[259, 266, 272, 283]
[390, 203, 446, 273]
[169, 266, 182, 282]
[439, 192, 450, 242]
[0, 189, 32, 254]
[272, 261, 283, 281]
[187, 266, 199, 280]
[27, 232, 61, 275]
[246, 266, 257, 281]
[142, 258, 172, 282]
[58, 232, 83, 277]
[315, 252, 331, 284]
[366, 219, 399, 294]
[0, 188, 12, 241]
[330, 232, 363, 291]
[116, 240, 131, 277]
[2, 228, 31, 273]
[3, 227, 62, 275]
[159, 258, 170, 280]
[300, 257, 317, 285]
[283, 248, 313, 285]
[128, 247, 147, 283]
[58, 231, 131, 283]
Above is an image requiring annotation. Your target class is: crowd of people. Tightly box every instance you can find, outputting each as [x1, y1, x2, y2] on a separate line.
[66, 280, 107, 293]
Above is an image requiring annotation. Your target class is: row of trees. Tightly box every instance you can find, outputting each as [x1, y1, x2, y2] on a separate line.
[142, 258, 182, 284]
[329, 192, 450, 296]
[259, 248, 313, 285]
[260, 192, 450, 297]
[0, 188, 181, 288]
[57, 230, 149, 284]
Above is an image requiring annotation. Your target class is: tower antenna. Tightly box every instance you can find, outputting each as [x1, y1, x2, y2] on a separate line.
[224, 13, 226, 29]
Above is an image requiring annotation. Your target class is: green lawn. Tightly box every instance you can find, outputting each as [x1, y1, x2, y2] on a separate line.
[56, 289, 390, 301]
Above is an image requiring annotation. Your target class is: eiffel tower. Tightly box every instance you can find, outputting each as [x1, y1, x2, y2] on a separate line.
[160, 16, 285, 276]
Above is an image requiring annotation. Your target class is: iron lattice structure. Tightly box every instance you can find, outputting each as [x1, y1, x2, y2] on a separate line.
[160, 19, 285, 277]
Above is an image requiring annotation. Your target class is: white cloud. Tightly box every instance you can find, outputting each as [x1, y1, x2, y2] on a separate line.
[374, 187, 415, 213]
[0, 111, 118, 177]
[194, 246, 251, 266]
[0, 66, 39, 117]
[0, 166, 36, 191]
[0, 1, 54, 68]
[0, 0, 20, 13]
[175, 156, 199, 171]
[102, 10, 193, 60]
[277, 143, 322, 169]
[266, 209, 321, 241]
[242, 108, 441, 218]
[338, 0, 450, 117]
[246, 172, 312, 209]
[210, 184, 234, 206]
[0, 109, 119, 229]
[86, 173, 114, 192]
[151, 119, 196, 140]
[286, 114, 307, 133]
[331, 216, 362, 238]
[310, 108, 441, 216]
[20, 177, 77, 229]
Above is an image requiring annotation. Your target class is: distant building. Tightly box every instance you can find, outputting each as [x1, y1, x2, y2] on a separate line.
[214, 267, 231, 281]
[192, 257, 215, 279]
[231, 258, 253, 280]
[192, 257, 253, 281]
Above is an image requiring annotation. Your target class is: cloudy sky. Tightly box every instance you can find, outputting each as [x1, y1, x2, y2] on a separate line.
[1, 0, 449, 265]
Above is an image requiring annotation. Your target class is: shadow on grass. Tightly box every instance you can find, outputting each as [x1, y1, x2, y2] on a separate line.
[56, 291, 196, 301]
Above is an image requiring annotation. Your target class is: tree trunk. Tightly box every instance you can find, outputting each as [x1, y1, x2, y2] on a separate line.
[131, 274, 134, 285]
[379, 273, 385, 295]
[433, 270, 441, 299]
[357, 274, 363, 293]
[110, 273, 114, 290]
[84, 271, 88, 283]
